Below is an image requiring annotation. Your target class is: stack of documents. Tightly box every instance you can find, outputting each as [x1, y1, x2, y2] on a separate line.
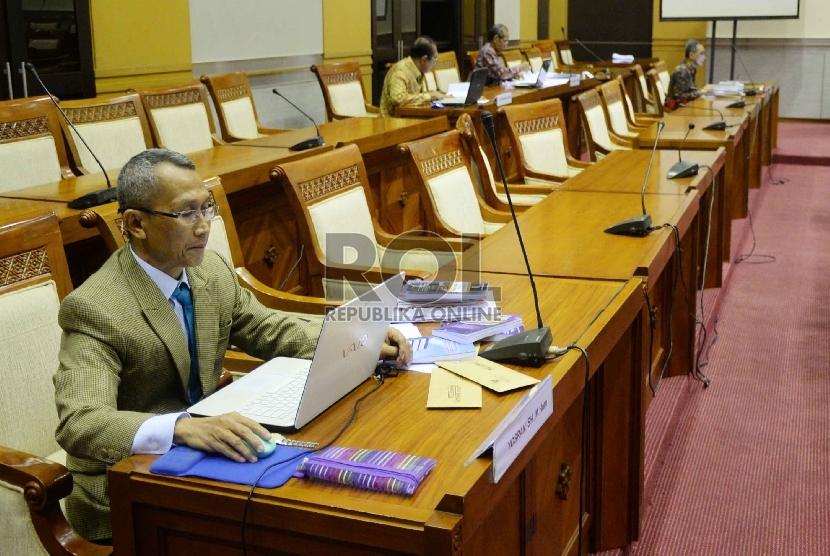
[612, 53, 635, 63]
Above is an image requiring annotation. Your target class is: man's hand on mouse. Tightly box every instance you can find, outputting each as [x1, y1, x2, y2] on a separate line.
[173, 412, 271, 463]
[380, 326, 413, 368]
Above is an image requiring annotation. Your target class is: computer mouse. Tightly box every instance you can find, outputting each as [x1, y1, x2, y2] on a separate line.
[244, 434, 277, 458]
[430, 101, 445, 108]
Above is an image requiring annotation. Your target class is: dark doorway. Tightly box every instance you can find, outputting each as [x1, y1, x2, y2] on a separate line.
[567, 0, 652, 61]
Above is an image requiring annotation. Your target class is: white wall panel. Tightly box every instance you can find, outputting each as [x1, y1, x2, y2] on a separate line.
[494, 0, 522, 40]
[190, 0, 323, 63]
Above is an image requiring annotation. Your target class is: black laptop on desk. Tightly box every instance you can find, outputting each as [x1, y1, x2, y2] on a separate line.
[441, 67, 489, 106]
[513, 60, 552, 89]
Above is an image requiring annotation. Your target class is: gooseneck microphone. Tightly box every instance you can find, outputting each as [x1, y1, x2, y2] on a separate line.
[477, 111, 552, 367]
[668, 123, 699, 179]
[573, 38, 604, 63]
[561, 27, 567, 40]
[733, 45, 758, 96]
[272, 89, 325, 151]
[683, 104, 729, 131]
[25, 63, 117, 209]
[605, 120, 665, 237]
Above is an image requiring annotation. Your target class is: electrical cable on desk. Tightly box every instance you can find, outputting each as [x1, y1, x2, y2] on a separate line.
[277, 245, 304, 291]
[644, 289, 657, 396]
[645, 223, 681, 395]
[240, 367, 395, 556]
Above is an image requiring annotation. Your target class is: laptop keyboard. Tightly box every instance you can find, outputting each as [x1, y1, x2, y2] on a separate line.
[240, 368, 309, 422]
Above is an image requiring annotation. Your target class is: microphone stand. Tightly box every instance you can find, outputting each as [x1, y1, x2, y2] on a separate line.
[25, 63, 118, 209]
[605, 121, 665, 236]
[477, 111, 552, 367]
[272, 89, 325, 151]
[683, 104, 729, 131]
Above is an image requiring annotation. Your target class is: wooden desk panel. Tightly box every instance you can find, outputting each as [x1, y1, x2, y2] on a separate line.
[110, 276, 647, 556]
[637, 115, 747, 263]
[463, 189, 699, 382]
[557, 148, 726, 289]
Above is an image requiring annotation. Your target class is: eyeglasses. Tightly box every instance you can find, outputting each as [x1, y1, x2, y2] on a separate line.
[128, 204, 219, 224]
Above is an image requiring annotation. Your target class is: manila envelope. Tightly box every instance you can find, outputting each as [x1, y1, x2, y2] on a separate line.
[437, 357, 539, 393]
[427, 367, 482, 408]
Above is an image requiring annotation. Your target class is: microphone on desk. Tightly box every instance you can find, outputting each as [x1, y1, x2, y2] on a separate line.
[271, 89, 325, 151]
[25, 62, 118, 209]
[605, 120, 665, 237]
[732, 45, 758, 96]
[683, 104, 729, 131]
[668, 123, 699, 179]
[561, 27, 567, 40]
[477, 111, 552, 367]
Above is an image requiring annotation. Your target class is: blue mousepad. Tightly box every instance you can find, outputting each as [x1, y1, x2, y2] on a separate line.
[149, 445, 311, 488]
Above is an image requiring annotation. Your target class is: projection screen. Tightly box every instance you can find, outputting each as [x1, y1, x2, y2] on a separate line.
[661, 0, 799, 21]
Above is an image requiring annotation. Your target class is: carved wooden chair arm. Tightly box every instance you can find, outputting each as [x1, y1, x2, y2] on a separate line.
[0, 445, 112, 556]
[236, 268, 334, 315]
[513, 171, 566, 187]
[566, 157, 593, 169]
[373, 231, 478, 253]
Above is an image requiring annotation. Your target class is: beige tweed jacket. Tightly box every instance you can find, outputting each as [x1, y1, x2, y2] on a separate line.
[53, 247, 322, 541]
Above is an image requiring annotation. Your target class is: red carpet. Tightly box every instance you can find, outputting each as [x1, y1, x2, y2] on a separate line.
[592, 131, 830, 555]
[772, 122, 830, 166]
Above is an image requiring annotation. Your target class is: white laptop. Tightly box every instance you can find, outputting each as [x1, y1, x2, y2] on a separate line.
[189, 272, 404, 431]
[513, 60, 551, 88]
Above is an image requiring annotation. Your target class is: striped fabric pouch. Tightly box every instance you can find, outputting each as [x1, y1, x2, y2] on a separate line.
[295, 446, 437, 496]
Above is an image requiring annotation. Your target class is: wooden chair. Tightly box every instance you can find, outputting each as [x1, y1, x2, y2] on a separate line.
[576, 88, 633, 161]
[310, 62, 379, 121]
[632, 64, 658, 114]
[271, 144, 473, 299]
[59, 93, 153, 175]
[79, 177, 329, 373]
[654, 60, 671, 95]
[521, 47, 544, 73]
[0, 212, 111, 556]
[500, 98, 592, 185]
[398, 128, 513, 239]
[646, 68, 667, 116]
[200, 71, 286, 142]
[501, 49, 525, 70]
[433, 51, 461, 93]
[467, 50, 479, 71]
[614, 75, 657, 127]
[598, 79, 649, 140]
[555, 40, 574, 66]
[455, 113, 553, 212]
[424, 71, 438, 92]
[0, 96, 74, 193]
[532, 40, 554, 61]
[137, 82, 223, 154]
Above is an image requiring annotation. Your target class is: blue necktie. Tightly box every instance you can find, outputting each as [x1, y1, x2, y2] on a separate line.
[172, 283, 202, 403]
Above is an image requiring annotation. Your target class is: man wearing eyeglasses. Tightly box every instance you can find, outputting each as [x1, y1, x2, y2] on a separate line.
[53, 148, 412, 543]
[379, 35, 446, 117]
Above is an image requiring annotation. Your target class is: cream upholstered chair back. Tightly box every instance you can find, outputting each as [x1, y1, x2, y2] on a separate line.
[578, 88, 628, 160]
[59, 93, 153, 174]
[533, 40, 559, 70]
[501, 98, 582, 183]
[555, 40, 574, 65]
[615, 75, 640, 125]
[632, 64, 657, 114]
[272, 144, 452, 299]
[501, 49, 525, 70]
[455, 113, 549, 208]
[654, 60, 671, 94]
[400, 130, 505, 237]
[433, 51, 461, 93]
[311, 62, 378, 121]
[524, 48, 544, 73]
[200, 71, 266, 142]
[424, 71, 438, 92]
[599, 80, 639, 139]
[138, 83, 219, 154]
[647, 68, 667, 107]
[0, 213, 108, 556]
[0, 96, 73, 193]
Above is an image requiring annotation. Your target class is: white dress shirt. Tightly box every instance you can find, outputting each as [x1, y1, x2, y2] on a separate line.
[129, 246, 192, 455]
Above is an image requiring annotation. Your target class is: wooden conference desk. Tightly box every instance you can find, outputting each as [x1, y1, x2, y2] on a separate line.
[0, 116, 448, 291]
[462, 188, 699, 386]
[558, 148, 726, 289]
[635, 114, 747, 264]
[110, 274, 647, 556]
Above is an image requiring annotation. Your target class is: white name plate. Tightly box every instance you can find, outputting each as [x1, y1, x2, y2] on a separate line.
[465, 374, 554, 483]
[495, 92, 513, 107]
[569, 74, 581, 87]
